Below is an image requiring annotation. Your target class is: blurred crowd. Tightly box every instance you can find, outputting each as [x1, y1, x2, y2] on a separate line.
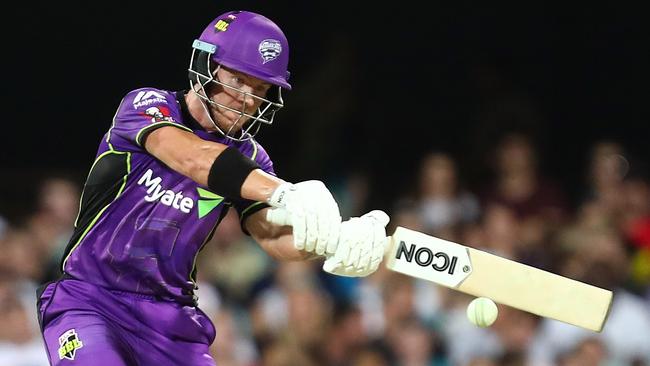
[1, 132, 649, 366]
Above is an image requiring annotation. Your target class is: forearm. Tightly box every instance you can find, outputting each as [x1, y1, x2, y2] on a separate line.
[256, 232, 319, 261]
[185, 147, 284, 202]
[145, 126, 283, 202]
[241, 169, 285, 203]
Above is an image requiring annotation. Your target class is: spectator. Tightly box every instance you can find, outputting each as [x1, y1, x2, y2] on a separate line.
[197, 209, 273, 305]
[210, 306, 258, 366]
[618, 160, 650, 296]
[1, 228, 43, 282]
[478, 132, 569, 270]
[579, 140, 629, 215]
[323, 301, 368, 366]
[387, 315, 449, 366]
[249, 261, 325, 349]
[555, 338, 608, 366]
[529, 224, 650, 366]
[0, 279, 49, 366]
[415, 151, 480, 240]
[479, 131, 569, 225]
[25, 176, 80, 282]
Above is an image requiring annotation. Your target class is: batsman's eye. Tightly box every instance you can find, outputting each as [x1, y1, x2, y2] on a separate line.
[227, 76, 245, 89]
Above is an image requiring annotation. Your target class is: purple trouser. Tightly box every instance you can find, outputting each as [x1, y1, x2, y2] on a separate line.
[37, 278, 216, 365]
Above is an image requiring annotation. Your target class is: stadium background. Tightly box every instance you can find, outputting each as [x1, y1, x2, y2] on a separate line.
[2, 2, 649, 365]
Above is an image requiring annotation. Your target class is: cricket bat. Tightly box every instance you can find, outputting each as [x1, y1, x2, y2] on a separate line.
[386, 226, 613, 332]
[266, 210, 613, 332]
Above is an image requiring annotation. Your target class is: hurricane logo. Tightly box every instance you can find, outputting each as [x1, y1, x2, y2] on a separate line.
[143, 106, 174, 123]
[258, 39, 282, 64]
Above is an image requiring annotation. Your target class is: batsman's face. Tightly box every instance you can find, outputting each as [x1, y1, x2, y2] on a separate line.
[208, 67, 271, 132]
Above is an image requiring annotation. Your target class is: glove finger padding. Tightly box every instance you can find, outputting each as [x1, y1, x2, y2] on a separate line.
[325, 216, 340, 255]
[298, 181, 341, 254]
[315, 203, 335, 256]
[356, 221, 373, 270]
[265, 208, 290, 226]
[303, 206, 319, 252]
[372, 216, 388, 263]
[322, 234, 350, 274]
[268, 180, 342, 254]
[322, 255, 339, 273]
[291, 208, 307, 250]
[371, 238, 386, 268]
[323, 210, 390, 278]
[322, 218, 354, 275]
[361, 210, 390, 227]
[363, 209, 390, 274]
[320, 188, 341, 256]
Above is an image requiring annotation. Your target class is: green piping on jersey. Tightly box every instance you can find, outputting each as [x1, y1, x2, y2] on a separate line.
[73, 150, 121, 228]
[117, 151, 132, 196]
[189, 217, 221, 288]
[135, 122, 193, 147]
[62, 150, 132, 271]
[106, 97, 126, 151]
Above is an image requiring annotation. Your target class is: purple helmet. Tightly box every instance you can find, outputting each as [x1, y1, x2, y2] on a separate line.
[193, 10, 291, 90]
[188, 11, 291, 141]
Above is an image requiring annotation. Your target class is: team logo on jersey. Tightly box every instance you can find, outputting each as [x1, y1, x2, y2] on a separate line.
[138, 169, 194, 214]
[142, 106, 175, 123]
[197, 187, 224, 218]
[259, 39, 282, 64]
[133, 90, 168, 109]
[137, 169, 225, 218]
[58, 329, 84, 360]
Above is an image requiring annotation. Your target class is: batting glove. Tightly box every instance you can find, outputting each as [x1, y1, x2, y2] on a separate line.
[322, 210, 390, 277]
[266, 180, 341, 255]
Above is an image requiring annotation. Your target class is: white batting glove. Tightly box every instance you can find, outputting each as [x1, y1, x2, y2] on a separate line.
[266, 181, 341, 255]
[322, 210, 390, 277]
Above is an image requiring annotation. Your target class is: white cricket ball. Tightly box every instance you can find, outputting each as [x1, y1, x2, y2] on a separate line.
[466, 297, 498, 327]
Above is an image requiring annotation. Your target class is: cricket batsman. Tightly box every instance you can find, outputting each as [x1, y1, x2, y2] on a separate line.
[36, 10, 389, 365]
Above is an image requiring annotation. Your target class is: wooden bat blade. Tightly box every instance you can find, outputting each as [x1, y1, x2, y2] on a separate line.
[385, 226, 613, 332]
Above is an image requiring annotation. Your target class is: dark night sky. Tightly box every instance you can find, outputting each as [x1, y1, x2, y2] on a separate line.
[4, 2, 649, 216]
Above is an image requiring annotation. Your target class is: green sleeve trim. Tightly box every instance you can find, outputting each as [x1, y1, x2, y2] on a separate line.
[240, 201, 265, 219]
[135, 122, 193, 147]
[62, 151, 132, 271]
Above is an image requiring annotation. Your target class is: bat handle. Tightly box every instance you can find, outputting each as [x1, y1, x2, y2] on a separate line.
[266, 208, 292, 226]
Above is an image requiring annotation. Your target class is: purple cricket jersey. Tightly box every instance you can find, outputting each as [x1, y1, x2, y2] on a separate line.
[60, 87, 275, 305]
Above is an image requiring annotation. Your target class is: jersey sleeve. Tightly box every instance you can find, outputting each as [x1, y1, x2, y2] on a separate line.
[106, 88, 193, 152]
[231, 140, 277, 235]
